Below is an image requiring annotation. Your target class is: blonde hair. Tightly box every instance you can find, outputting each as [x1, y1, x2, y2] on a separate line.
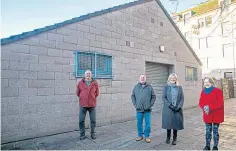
[203, 77, 216, 87]
[167, 73, 180, 86]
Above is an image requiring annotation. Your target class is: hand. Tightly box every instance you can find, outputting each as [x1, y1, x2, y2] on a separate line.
[204, 105, 210, 114]
[169, 104, 176, 111]
[175, 107, 182, 112]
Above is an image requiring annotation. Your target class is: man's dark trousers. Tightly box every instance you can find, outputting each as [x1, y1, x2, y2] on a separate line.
[79, 106, 96, 136]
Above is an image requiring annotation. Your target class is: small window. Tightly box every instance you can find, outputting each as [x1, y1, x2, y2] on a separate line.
[74, 51, 112, 79]
[198, 18, 204, 28]
[185, 66, 198, 81]
[205, 16, 212, 27]
[126, 41, 130, 47]
[221, 21, 231, 35]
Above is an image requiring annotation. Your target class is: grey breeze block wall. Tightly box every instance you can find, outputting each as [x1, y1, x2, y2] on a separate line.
[1, 0, 202, 143]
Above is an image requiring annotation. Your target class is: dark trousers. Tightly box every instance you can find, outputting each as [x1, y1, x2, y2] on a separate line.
[205, 123, 220, 147]
[79, 106, 96, 136]
[167, 129, 177, 139]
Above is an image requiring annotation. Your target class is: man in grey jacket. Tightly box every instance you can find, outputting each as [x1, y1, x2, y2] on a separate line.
[131, 74, 156, 143]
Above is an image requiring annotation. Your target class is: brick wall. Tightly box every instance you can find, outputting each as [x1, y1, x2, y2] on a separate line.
[1, 0, 201, 143]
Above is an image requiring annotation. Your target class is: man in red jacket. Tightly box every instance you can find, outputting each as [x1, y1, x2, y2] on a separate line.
[199, 77, 224, 151]
[76, 70, 99, 140]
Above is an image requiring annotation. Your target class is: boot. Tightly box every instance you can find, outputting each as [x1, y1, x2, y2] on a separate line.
[172, 130, 177, 145]
[166, 129, 171, 144]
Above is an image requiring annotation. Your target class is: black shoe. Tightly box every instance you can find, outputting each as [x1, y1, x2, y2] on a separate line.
[166, 138, 170, 144]
[80, 135, 86, 140]
[212, 146, 218, 150]
[91, 134, 96, 140]
[172, 138, 177, 145]
[203, 146, 211, 150]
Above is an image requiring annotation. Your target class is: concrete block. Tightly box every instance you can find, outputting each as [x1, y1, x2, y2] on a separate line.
[7, 43, 30, 53]
[48, 48, 62, 57]
[90, 40, 102, 48]
[77, 38, 90, 46]
[102, 30, 112, 37]
[102, 42, 112, 49]
[106, 87, 117, 94]
[56, 41, 77, 50]
[20, 71, 37, 79]
[84, 33, 95, 40]
[106, 25, 117, 32]
[78, 24, 90, 32]
[20, 54, 38, 62]
[95, 35, 107, 42]
[19, 104, 39, 114]
[54, 57, 70, 65]
[66, 23, 78, 30]
[39, 39, 56, 48]
[10, 61, 29, 71]
[46, 64, 63, 72]
[1, 79, 9, 88]
[55, 87, 70, 95]
[48, 33, 63, 41]
[111, 44, 121, 51]
[1, 60, 10, 69]
[19, 88, 37, 96]
[125, 29, 134, 37]
[29, 80, 55, 88]
[17, 37, 40, 45]
[1, 70, 19, 79]
[1, 51, 20, 61]
[57, 27, 78, 36]
[30, 46, 48, 55]
[64, 35, 78, 44]
[9, 79, 28, 88]
[1, 104, 20, 116]
[38, 72, 54, 80]
[38, 88, 54, 96]
[62, 65, 74, 72]
[39, 55, 54, 64]
[29, 63, 47, 71]
[1, 87, 19, 97]
[112, 81, 122, 87]
[55, 72, 69, 79]
[62, 50, 74, 58]
[112, 32, 122, 39]
[107, 37, 117, 45]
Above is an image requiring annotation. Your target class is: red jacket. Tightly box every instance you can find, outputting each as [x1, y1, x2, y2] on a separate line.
[76, 79, 99, 107]
[199, 87, 224, 124]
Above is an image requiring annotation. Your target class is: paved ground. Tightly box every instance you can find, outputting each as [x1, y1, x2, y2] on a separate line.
[1, 98, 236, 150]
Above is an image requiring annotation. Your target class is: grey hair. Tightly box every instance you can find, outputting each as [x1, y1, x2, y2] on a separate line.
[203, 77, 216, 87]
[84, 70, 92, 75]
[167, 73, 180, 86]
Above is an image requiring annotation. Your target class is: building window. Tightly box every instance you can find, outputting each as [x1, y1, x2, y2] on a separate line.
[74, 51, 112, 78]
[222, 43, 233, 58]
[185, 66, 198, 81]
[205, 16, 212, 27]
[199, 38, 206, 49]
[198, 18, 204, 28]
[221, 21, 231, 35]
[224, 72, 233, 79]
[206, 37, 214, 48]
[184, 13, 191, 25]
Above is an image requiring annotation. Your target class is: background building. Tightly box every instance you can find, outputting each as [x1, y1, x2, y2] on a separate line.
[1, 0, 202, 143]
[172, 0, 236, 79]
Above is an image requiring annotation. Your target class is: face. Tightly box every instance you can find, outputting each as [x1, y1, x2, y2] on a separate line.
[139, 75, 146, 84]
[85, 71, 92, 81]
[204, 78, 212, 88]
[169, 77, 177, 84]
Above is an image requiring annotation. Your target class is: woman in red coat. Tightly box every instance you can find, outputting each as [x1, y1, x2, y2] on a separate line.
[199, 77, 224, 151]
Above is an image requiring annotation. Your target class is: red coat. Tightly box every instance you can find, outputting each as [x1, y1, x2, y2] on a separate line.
[199, 87, 224, 124]
[76, 79, 99, 107]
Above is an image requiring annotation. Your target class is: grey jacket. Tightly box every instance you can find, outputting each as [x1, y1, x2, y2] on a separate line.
[131, 83, 156, 112]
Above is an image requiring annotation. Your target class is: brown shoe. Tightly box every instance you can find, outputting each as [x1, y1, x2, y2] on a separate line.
[136, 137, 143, 141]
[145, 138, 151, 143]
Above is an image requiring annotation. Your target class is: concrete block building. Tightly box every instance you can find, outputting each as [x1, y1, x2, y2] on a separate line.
[1, 0, 202, 143]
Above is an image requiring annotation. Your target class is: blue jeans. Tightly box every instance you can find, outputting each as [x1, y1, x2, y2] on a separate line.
[136, 112, 151, 138]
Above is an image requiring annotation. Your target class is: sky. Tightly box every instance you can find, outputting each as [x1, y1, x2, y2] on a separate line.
[1, 0, 208, 38]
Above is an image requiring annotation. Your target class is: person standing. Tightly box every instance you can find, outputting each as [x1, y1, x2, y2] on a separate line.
[131, 74, 156, 143]
[76, 70, 99, 140]
[162, 73, 184, 145]
[199, 77, 224, 150]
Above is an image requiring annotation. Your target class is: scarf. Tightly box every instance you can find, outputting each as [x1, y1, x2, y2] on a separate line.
[204, 86, 214, 94]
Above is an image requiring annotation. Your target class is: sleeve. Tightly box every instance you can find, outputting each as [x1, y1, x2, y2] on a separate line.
[162, 85, 171, 106]
[131, 86, 136, 107]
[209, 89, 224, 111]
[95, 82, 99, 97]
[76, 82, 80, 97]
[198, 91, 205, 109]
[178, 86, 184, 109]
[150, 86, 156, 107]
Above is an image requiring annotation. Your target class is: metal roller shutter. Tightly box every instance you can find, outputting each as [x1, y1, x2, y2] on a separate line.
[145, 62, 169, 112]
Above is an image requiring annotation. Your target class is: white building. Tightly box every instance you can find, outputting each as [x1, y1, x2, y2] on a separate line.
[172, 0, 236, 79]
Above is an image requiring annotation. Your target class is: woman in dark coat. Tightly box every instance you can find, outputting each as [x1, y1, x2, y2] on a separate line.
[199, 77, 224, 151]
[162, 73, 184, 145]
